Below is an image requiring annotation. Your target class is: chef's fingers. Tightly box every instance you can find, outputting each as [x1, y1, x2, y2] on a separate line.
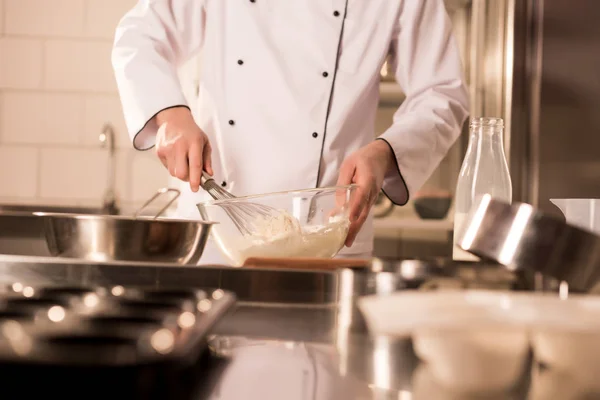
[345, 225, 359, 247]
[349, 180, 370, 223]
[157, 150, 168, 170]
[346, 219, 361, 247]
[327, 187, 348, 219]
[155, 140, 171, 174]
[188, 141, 202, 192]
[344, 183, 369, 247]
[346, 194, 373, 246]
[334, 188, 347, 213]
[203, 140, 214, 176]
[336, 161, 355, 210]
[336, 159, 355, 186]
[174, 140, 189, 182]
[345, 186, 374, 247]
[166, 150, 176, 177]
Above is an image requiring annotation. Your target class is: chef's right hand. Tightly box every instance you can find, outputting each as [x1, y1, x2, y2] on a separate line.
[155, 107, 213, 193]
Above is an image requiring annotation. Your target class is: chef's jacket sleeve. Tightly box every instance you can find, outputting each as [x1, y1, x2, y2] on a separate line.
[378, 0, 470, 205]
[111, 0, 206, 150]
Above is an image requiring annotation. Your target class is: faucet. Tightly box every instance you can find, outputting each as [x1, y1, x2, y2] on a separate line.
[99, 123, 119, 215]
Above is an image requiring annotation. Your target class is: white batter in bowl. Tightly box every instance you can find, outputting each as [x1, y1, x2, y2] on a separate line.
[197, 185, 356, 266]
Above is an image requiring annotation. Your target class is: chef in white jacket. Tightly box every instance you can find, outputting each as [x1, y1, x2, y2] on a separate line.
[112, 0, 469, 264]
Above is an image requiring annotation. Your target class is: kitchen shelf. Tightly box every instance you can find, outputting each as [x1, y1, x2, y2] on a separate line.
[374, 217, 454, 231]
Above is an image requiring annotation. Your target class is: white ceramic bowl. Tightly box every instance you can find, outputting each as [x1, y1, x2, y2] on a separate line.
[411, 361, 522, 399]
[358, 290, 600, 393]
[413, 324, 530, 393]
[532, 328, 600, 388]
[357, 290, 589, 337]
[358, 290, 526, 337]
[530, 295, 600, 390]
[528, 364, 589, 400]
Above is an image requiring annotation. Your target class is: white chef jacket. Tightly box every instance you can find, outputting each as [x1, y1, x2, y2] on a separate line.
[112, 0, 469, 264]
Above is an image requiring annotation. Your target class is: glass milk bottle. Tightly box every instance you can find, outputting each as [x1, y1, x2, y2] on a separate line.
[453, 117, 512, 261]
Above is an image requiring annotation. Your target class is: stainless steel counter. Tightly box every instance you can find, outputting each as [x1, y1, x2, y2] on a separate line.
[203, 317, 531, 400]
[0, 255, 582, 399]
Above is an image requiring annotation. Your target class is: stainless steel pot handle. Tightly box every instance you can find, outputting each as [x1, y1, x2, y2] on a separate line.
[133, 188, 181, 219]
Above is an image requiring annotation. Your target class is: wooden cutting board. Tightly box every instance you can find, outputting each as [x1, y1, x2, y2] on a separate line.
[241, 257, 371, 271]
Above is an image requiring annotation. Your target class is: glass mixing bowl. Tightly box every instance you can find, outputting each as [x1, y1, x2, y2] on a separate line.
[197, 185, 357, 266]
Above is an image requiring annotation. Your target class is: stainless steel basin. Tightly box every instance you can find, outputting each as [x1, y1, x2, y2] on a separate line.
[0, 204, 108, 215]
[0, 204, 112, 257]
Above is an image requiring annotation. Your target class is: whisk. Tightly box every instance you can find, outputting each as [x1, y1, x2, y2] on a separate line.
[198, 172, 279, 235]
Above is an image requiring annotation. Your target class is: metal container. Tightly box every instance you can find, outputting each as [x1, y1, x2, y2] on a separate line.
[39, 188, 215, 265]
[0, 283, 236, 366]
[456, 194, 600, 292]
[0, 283, 235, 398]
[373, 191, 394, 218]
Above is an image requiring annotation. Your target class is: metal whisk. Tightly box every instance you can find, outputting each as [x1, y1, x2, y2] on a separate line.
[198, 172, 279, 235]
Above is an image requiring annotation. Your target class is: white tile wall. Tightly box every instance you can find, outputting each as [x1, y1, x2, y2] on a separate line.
[115, 150, 133, 205]
[39, 148, 105, 199]
[82, 94, 130, 148]
[130, 151, 170, 203]
[0, 0, 4, 34]
[0, 147, 38, 197]
[0, 0, 170, 208]
[39, 147, 130, 200]
[4, 0, 85, 37]
[44, 40, 116, 92]
[85, 0, 136, 39]
[1, 91, 83, 144]
[0, 38, 44, 89]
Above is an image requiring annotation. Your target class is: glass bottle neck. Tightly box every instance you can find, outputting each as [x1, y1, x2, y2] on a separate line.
[468, 126, 504, 146]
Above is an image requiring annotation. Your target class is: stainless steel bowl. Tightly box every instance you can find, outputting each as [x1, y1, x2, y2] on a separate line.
[456, 194, 600, 292]
[42, 214, 213, 264]
[39, 188, 215, 265]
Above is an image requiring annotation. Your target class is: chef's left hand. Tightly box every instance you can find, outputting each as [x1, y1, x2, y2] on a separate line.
[337, 140, 395, 247]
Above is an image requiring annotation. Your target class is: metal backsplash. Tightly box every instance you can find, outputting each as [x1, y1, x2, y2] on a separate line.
[508, 0, 600, 214]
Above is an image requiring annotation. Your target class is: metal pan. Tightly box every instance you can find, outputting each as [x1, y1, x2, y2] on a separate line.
[455, 194, 600, 292]
[0, 284, 236, 367]
[38, 188, 215, 265]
